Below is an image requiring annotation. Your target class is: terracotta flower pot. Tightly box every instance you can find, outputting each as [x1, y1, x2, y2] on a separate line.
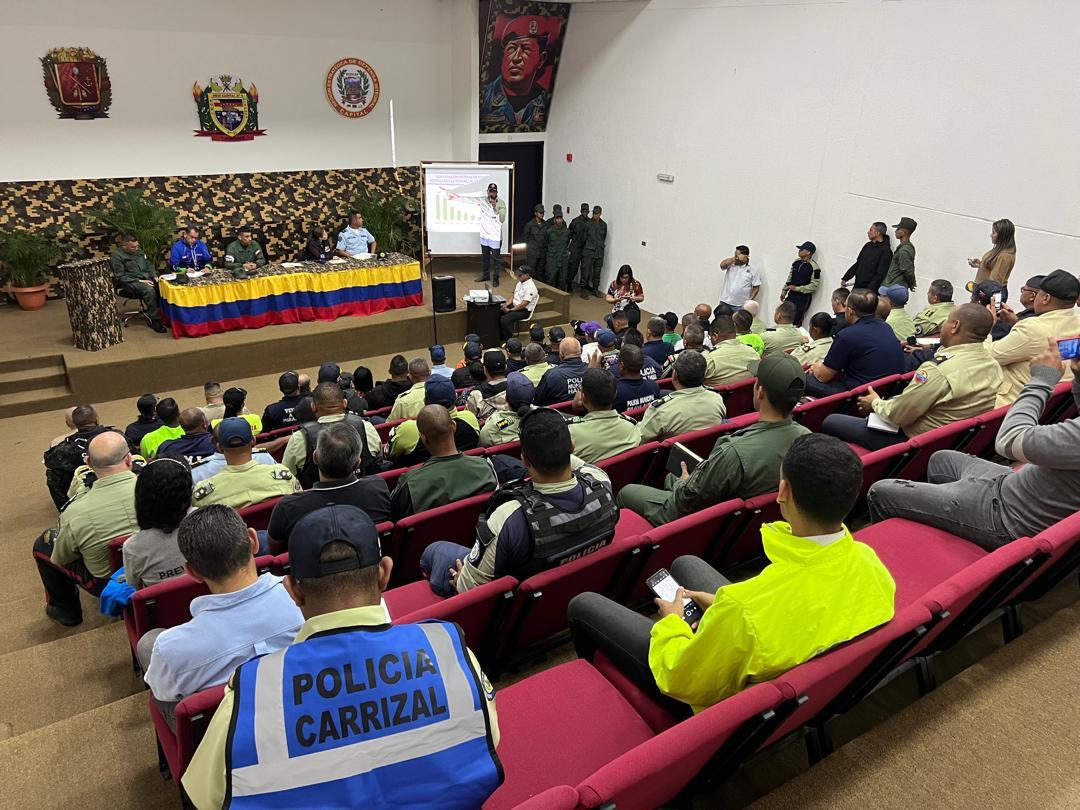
[11, 283, 50, 311]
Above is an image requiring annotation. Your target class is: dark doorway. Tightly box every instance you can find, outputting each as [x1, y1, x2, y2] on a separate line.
[479, 141, 544, 243]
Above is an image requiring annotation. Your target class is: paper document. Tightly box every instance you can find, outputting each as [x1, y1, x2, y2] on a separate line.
[280, 262, 303, 269]
[327, 257, 348, 265]
[867, 412, 901, 433]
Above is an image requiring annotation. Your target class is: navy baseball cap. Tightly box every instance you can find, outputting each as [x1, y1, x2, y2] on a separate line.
[505, 372, 535, 407]
[289, 505, 381, 579]
[464, 342, 483, 361]
[217, 416, 253, 448]
[968, 279, 1004, 306]
[425, 376, 456, 406]
[430, 344, 446, 363]
[596, 329, 617, 348]
[795, 241, 817, 254]
[878, 284, 910, 307]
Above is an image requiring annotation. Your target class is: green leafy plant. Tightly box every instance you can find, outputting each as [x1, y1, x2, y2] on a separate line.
[348, 187, 421, 257]
[0, 228, 63, 287]
[82, 189, 178, 269]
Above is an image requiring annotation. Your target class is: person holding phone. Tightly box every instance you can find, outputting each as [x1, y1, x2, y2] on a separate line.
[568, 434, 895, 714]
[969, 218, 1017, 294]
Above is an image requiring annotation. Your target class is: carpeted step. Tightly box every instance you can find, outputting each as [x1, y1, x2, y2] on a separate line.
[0, 591, 112, 656]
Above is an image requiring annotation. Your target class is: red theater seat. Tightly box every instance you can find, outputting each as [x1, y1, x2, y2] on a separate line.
[386, 491, 493, 586]
[716, 377, 756, 417]
[594, 441, 659, 495]
[888, 418, 980, 482]
[386, 575, 517, 655]
[150, 684, 226, 785]
[236, 495, 282, 532]
[107, 534, 130, 574]
[713, 491, 780, 568]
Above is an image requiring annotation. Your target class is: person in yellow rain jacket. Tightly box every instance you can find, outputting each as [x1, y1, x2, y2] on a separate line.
[569, 433, 895, 715]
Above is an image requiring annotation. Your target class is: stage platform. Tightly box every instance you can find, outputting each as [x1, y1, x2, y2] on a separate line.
[0, 258, 593, 418]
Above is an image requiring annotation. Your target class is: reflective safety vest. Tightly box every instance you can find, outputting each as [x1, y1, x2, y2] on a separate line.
[225, 620, 502, 808]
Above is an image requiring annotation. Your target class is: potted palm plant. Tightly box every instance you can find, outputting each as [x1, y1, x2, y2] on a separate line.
[349, 187, 421, 257]
[0, 228, 63, 310]
[82, 189, 178, 270]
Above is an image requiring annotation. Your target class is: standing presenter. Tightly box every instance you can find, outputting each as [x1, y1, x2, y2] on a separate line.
[474, 182, 508, 287]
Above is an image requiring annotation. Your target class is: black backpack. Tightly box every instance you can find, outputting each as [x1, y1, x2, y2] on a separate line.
[43, 426, 112, 510]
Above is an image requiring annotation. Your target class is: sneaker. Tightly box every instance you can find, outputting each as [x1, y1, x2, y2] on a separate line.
[46, 605, 82, 627]
[151, 321, 168, 334]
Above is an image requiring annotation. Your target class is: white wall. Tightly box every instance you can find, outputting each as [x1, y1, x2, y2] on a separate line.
[545, 0, 1080, 322]
[0, 0, 478, 181]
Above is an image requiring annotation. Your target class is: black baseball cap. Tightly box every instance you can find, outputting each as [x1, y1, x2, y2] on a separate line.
[279, 371, 299, 394]
[464, 342, 483, 360]
[487, 183, 497, 192]
[795, 241, 817, 254]
[1038, 269, 1080, 303]
[484, 351, 507, 375]
[223, 386, 247, 410]
[289, 505, 381, 579]
[318, 362, 341, 383]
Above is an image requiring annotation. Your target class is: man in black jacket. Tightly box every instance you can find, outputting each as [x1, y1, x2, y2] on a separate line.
[841, 222, 893, 291]
[366, 355, 412, 410]
[535, 337, 588, 405]
[261, 372, 304, 432]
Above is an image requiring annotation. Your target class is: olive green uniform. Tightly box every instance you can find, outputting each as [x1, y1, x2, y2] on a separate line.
[567, 212, 591, 290]
[637, 386, 728, 443]
[479, 409, 524, 447]
[872, 342, 1002, 436]
[580, 217, 607, 294]
[567, 409, 640, 464]
[703, 338, 760, 387]
[618, 418, 810, 526]
[110, 247, 161, 321]
[760, 325, 804, 357]
[791, 337, 834, 367]
[912, 301, 956, 337]
[192, 460, 301, 510]
[390, 453, 498, 520]
[886, 307, 917, 342]
[544, 221, 572, 291]
[224, 239, 267, 275]
[882, 242, 916, 289]
[521, 217, 549, 282]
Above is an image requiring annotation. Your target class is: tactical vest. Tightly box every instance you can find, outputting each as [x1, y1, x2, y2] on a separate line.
[225, 620, 502, 809]
[43, 426, 113, 510]
[298, 415, 377, 488]
[475, 471, 618, 579]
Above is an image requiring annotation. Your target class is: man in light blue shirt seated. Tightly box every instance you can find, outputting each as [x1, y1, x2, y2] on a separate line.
[139, 505, 303, 724]
[429, 344, 453, 379]
[169, 225, 213, 270]
[335, 210, 377, 257]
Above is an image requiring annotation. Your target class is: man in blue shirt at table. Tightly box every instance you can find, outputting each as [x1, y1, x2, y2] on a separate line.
[336, 211, 377, 258]
[169, 225, 212, 271]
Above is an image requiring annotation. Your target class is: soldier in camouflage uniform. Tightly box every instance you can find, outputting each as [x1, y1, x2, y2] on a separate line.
[567, 203, 591, 293]
[110, 233, 167, 332]
[580, 205, 607, 299]
[521, 204, 548, 283]
[544, 209, 572, 291]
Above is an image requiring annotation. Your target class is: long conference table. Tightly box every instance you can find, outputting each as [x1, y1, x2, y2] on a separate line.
[157, 252, 423, 338]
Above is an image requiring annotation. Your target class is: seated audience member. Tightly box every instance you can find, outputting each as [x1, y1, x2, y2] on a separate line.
[44, 404, 111, 509]
[912, 279, 956, 337]
[336, 210, 377, 257]
[140, 397, 184, 459]
[875, 292, 892, 323]
[298, 373, 312, 396]
[703, 315, 760, 387]
[996, 275, 1044, 337]
[302, 225, 333, 262]
[366, 355, 411, 410]
[451, 342, 484, 388]
[140, 506, 303, 722]
[181, 506, 501, 810]
[545, 326, 568, 365]
[613, 344, 661, 413]
[351, 366, 376, 403]
[694, 302, 714, 325]
[122, 456, 191, 589]
[390, 405, 498, 519]
[880, 284, 916, 342]
[505, 337, 526, 371]
[169, 225, 212, 270]
[192, 418, 300, 510]
[389, 377, 481, 466]
[582, 328, 619, 366]
[200, 381, 226, 422]
[662, 312, 681, 345]
[761, 301, 804, 356]
[805, 288, 905, 397]
[528, 324, 546, 350]
[520, 341, 553, 385]
[466, 351, 510, 419]
[733, 309, 765, 356]
[989, 269, 1080, 406]
[209, 387, 262, 435]
[267, 423, 390, 553]
[869, 339, 1080, 550]
[389, 358, 431, 421]
[568, 368, 641, 463]
[571, 433, 894, 713]
[428, 344, 452, 379]
[823, 304, 1001, 450]
[742, 299, 767, 333]
[422, 408, 618, 595]
[261, 371, 304, 432]
[676, 312, 715, 352]
[479, 373, 535, 447]
[830, 287, 851, 334]
[157, 407, 215, 461]
[111, 232, 168, 332]
[639, 351, 727, 443]
[317, 362, 341, 387]
[282, 383, 382, 485]
[190, 441, 276, 485]
[124, 393, 162, 451]
[35, 432, 139, 625]
[49, 407, 76, 449]
[337, 371, 367, 415]
[455, 360, 488, 406]
[614, 329, 664, 381]
[224, 227, 267, 276]
[642, 317, 675, 365]
[500, 265, 539, 339]
[968, 279, 1009, 341]
[535, 337, 588, 406]
[665, 323, 706, 375]
[619, 354, 809, 526]
[609, 310, 631, 341]
[791, 312, 835, 366]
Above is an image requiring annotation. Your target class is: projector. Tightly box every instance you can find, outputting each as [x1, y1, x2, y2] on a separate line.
[469, 289, 490, 303]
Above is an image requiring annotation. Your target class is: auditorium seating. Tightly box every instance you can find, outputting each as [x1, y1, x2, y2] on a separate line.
[235, 495, 282, 532]
[594, 441, 659, 494]
[716, 377, 756, 416]
[888, 416, 981, 481]
[107, 534, 130, 573]
[386, 491, 493, 586]
[712, 491, 781, 568]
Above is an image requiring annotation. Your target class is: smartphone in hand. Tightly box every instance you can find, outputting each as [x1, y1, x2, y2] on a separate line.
[647, 568, 704, 624]
[1058, 336, 1080, 360]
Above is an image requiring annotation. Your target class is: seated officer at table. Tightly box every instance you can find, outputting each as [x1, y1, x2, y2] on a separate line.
[336, 210, 377, 258]
[169, 225, 212, 271]
[181, 504, 502, 810]
[224, 227, 267, 278]
[110, 233, 167, 332]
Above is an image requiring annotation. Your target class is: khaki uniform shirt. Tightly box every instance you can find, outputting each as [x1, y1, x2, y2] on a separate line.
[520, 362, 553, 385]
[281, 414, 383, 476]
[389, 381, 428, 421]
[990, 308, 1080, 406]
[912, 301, 956, 337]
[886, 307, 917, 342]
[192, 459, 301, 510]
[761, 325, 804, 357]
[637, 386, 727, 443]
[703, 339, 760, 387]
[873, 342, 1003, 436]
[567, 409, 640, 463]
[51, 470, 139, 578]
[791, 337, 834, 367]
[479, 410, 524, 447]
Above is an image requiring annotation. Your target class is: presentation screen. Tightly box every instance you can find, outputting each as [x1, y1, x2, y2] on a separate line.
[422, 162, 513, 255]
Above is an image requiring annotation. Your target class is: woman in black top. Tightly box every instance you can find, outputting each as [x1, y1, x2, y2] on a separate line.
[841, 222, 893, 290]
[303, 226, 333, 262]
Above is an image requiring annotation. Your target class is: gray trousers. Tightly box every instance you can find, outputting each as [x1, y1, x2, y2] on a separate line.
[567, 555, 730, 716]
[867, 450, 1014, 551]
[137, 628, 178, 728]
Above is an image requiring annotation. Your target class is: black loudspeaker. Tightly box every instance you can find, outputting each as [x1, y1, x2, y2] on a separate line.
[432, 275, 456, 312]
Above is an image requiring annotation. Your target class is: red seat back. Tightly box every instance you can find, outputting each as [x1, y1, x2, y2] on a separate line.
[793, 388, 858, 432]
[394, 575, 518, 654]
[150, 683, 227, 784]
[270, 521, 393, 576]
[107, 534, 130, 573]
[964, 405, 1010, 458]
[714, 491, 780, 568]
[483, 440, 522, 458]
[375, 417, 407, 443]
[623, 404, 649, 421]
[388, 492, 492, 586]
[255, 424, 298, 444]
[1014, 511, 1080, 604]
[1039, 379, 1074, 424]
[643, 414, 759, 486]
[856, 442, 912, 495]
[594, 442, 659, 495]
[236, 495, 283, 532]
[889, 418, 980, 481]
[716, 377, 756, 416]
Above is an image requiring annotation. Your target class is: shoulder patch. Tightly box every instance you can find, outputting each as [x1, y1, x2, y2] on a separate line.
[494, 416, 513, 430]
[271, 468, 294, 481]
[192, 482, 215, 500]
[619, 413, 637, 424]
[913, 370, 929, 384]
[649, 395, 669, 409]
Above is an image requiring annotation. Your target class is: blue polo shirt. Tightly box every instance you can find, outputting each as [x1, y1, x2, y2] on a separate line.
[821, 315, 905, 388]
[336, 226, 375, 255]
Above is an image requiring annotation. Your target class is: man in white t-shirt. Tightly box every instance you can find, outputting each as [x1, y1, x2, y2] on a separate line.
[501, 265, 539, 339]
[475, 182, 508, 285]
[718, 245, 763, 309]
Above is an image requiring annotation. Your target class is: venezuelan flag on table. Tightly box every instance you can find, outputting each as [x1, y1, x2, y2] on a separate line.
[158, 259, 423, 338]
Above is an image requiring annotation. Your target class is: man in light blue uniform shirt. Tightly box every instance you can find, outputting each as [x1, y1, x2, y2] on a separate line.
[336, 210, 377, 257]
[169, 225, 212, 270]
[139, 505, 303, 723]
[189, 447, 278, 484]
